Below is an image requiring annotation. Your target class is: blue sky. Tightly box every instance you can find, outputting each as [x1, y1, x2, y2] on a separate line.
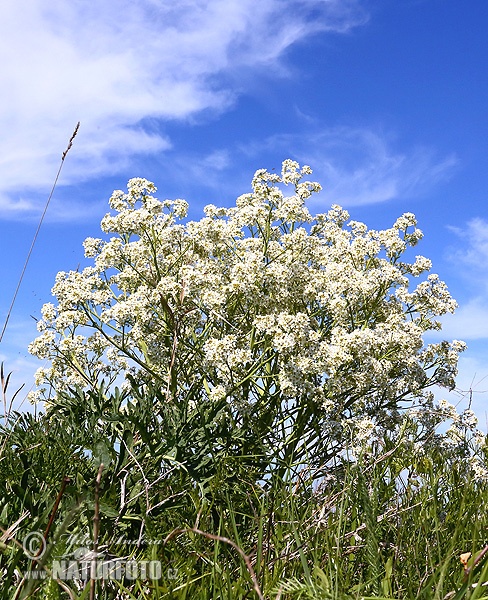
[1, 0, 488, 418]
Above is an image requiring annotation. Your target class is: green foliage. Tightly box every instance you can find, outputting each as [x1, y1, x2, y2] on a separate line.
[2, 394, 488, 599]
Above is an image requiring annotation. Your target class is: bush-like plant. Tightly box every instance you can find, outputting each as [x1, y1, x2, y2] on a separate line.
[28, 160, 472, 480]
[3, 160, 488, 598]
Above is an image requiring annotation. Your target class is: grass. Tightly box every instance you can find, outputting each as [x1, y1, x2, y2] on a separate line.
[1, 372, 488, 599]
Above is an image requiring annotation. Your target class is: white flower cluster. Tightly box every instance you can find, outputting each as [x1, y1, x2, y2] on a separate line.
[28, 161, 466, 463]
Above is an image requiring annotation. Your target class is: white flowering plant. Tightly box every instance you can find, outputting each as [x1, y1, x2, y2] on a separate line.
[29, 160, 468, 480]
[5, 160, 488, 598]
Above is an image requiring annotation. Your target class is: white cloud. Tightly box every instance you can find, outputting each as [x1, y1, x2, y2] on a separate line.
[316, 133, 457, 207]
[435, 298, 488, 341]
[160, 126, 457, 208]
[0, 0, 367, 218]
[252, 128, 458, 207]
[447, 217, 488, 273]
[176, 127, 453, 208]
[420, 218, 488, 342]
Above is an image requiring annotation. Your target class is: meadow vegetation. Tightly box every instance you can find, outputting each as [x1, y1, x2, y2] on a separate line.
[1, 161, 487, 599]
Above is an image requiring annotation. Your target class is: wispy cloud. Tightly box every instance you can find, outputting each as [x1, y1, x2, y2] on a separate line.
[447, 217, 488, 273]
[177, 127, 457, 207]
[0, 0, 368, 218]
[437, 299, 488, 340]
[254, 128, 458, 207]
[429, 218, 488, 341]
